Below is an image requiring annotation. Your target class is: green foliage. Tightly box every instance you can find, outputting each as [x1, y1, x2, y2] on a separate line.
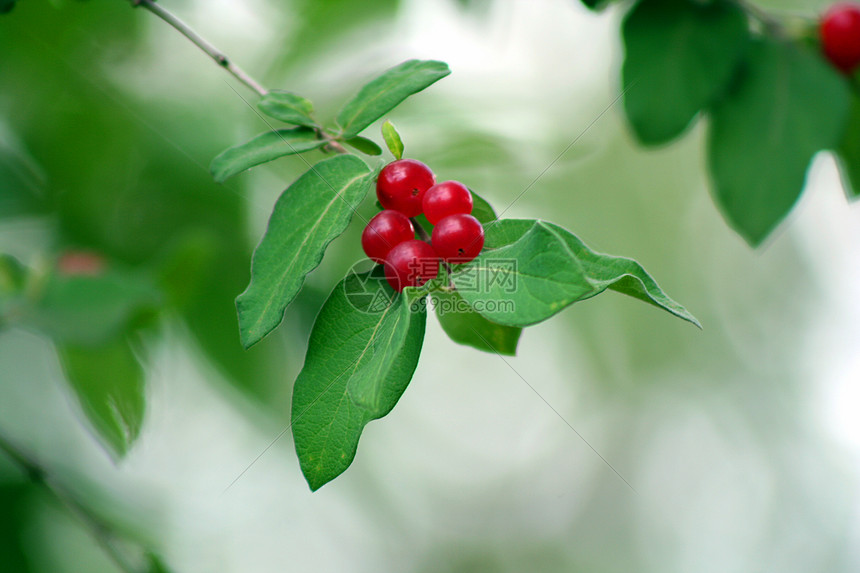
[469, 190, 497, 224]
[0, 254, 26, 297]
[433, 289, 521, 355]
[344, 135, 383, 156]
[622, 0, 749, 145]
[708, 38, 851, 245]
[25, 268, 160, 346]
[59, 338, 146, 458]
[236, 155, 374, 348]
[0, 483, 36, 573]
[335, 60, 451, 138]
[289, 212, 696, 488]
[382, 120, 404, 160]
[0, 258, 156, 458]
[210, 128, 327, 183]
[346, 287, 423, 414]
[451, 219, 700, 328]
[292, 271, 425, 490]
[146, 553, 175, 573]
[578, 0, 615, 12]
[257, 91, 317, 128]
[838, 94, 860, 200]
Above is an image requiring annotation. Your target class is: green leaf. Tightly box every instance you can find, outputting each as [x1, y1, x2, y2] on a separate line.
[0, 254, 26, 296]
[622, 0, 749, 145]
[451, 219, 700, 328]
[210, 128, 325, 183]
[433, 289, 521, 355]
[0, 483, 38, 573]
[336, 60, 451, 138]
[257, 91, 317, 128]
[579, 0, 615, 11]
[0, 0, 15, 15]
[58, 337, 145, 458]
[27, 269, 161, 346]
[469, 189, 497, 224]
[146, 553, 174, 573]
[708, 38, 852, 246]
[236, 155, 373, 348]
[382, 120, 404, 159]
[344, 136, 383, 156]
[837, 93, 860, 201]
[292, 270, 426, 491]
[346, 287, 423, 414]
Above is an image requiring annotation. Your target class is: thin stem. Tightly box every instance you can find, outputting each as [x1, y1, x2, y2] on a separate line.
[129, 0, 268, 97]
[411, 218, 454, 277]
[0, 433, 141, 573]
[412, 217, 431, 243]
[315, 129, 349, 154]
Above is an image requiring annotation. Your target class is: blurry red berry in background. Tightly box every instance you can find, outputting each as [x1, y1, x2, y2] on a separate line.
[57, 251, 106, 276]
[821, 3, 860, 73]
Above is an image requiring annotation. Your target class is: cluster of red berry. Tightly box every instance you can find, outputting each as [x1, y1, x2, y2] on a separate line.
[821, 3, 860, 73]
[361, 159, 485, 292]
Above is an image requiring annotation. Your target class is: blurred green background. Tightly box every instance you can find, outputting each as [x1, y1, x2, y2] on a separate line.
[2, 0, 860, 571]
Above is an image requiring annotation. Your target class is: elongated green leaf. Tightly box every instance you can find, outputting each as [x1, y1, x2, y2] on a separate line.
[344, 136, 383, 156]
[210, 128, 325, 183]
[433, 289, 521, 355]
[27, 269, 160, 346]
[382, 120, 404, 159]
[469, 189, 497, 224]
[257, 91, 317, 128]
[837, 94, 860, 201]
[59, 337, 145, 458]
[336, 60, 451, 138]
[236, 155, 373, 348]
[292, 270, 426, 490]
[622, 0, 749, 145]
[346, 289, 420, 414]
[451, 219, 699, 328]
[708, 38, 851, 246]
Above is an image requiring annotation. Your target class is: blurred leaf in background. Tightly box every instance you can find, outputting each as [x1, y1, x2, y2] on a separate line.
[0, 482, 37, 573]
[0, 0, 287, 400]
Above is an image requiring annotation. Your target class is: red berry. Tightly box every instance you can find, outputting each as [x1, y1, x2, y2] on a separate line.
[422, 181, 474, 225]
[821, 3, 860, 73]
[361, 210, 415, 264]
[431, 214, 484, 263]
[376, 159, 436, 217]
[383, 240, 439, 292]
[57, 251, 105, 276]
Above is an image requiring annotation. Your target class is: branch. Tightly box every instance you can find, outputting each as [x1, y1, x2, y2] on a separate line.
[129, 0, 268, 97]
[0, 433, 142, 573]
